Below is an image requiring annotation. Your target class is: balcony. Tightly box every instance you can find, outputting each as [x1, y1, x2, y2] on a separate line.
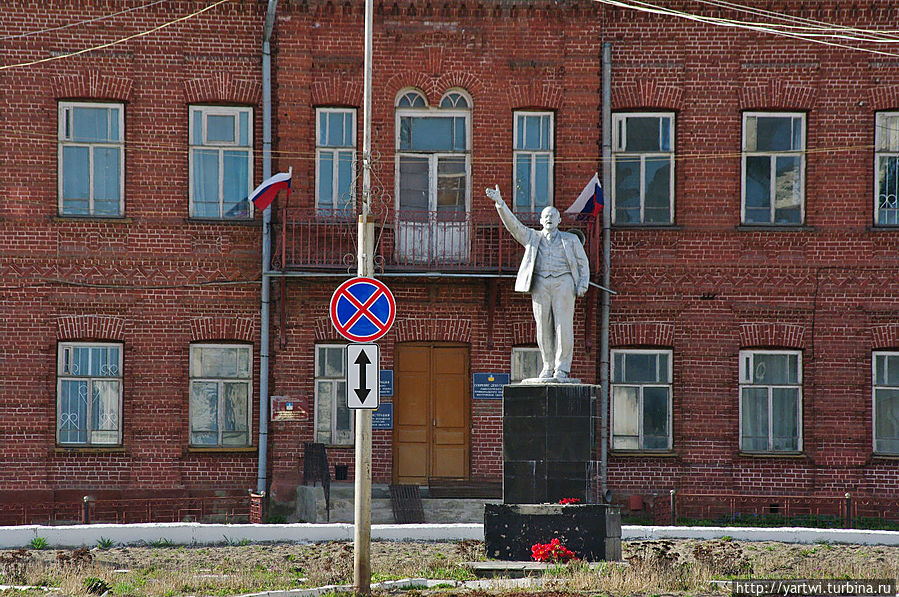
[272, 207, 601, 277]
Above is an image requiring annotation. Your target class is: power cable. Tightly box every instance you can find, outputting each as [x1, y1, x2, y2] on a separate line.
[1, 0, 232, 71]
[1, 0, 171, 41]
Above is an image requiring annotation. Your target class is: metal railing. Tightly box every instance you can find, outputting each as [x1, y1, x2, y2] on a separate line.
[0, 495, 250, 526]
[274, 207, 600, 276]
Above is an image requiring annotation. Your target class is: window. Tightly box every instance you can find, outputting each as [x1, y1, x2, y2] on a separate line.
[511, 346, 543, 382]
[315, 344, 352, 445]
[873, 352, 899, 454]
[739, 350, 802, 452]
[611, 350, 672, 451]
[57, 342, 122, 445]
[742, 112, 805, 225]
[58, 102, 124, 216]
[875, 113, 899, 226]
[395, 89, 470, 218]
[189, 344, 252, 446]
[513, 112, 553, 213]
[189, 106, 253, 219]
[316, 108, 356, 213]
[612, 113, 674, 225]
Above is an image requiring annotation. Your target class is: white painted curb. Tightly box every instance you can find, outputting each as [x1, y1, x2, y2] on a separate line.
[2, 523, 899, 549]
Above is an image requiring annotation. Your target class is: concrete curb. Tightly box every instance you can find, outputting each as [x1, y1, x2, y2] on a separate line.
[2, 522, 898, 549]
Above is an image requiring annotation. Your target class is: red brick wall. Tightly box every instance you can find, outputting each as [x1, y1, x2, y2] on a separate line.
[1, 1, 266, 500]
[3, 0, 899, 517]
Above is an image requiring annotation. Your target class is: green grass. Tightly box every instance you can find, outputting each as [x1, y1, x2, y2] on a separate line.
[29, 537, 48, 550]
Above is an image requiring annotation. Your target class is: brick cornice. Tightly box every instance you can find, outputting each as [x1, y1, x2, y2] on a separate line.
[183, 73, 261, 105]
[739, 322, 805, 349]
[52, 73, 133, 102]
[190, 316, 256, 343]
[57, 315, 126, 341]
[610, 322, 675, 347]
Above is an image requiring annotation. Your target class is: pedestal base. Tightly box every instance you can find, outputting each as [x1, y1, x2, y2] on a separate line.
[484, 503, 622, 561]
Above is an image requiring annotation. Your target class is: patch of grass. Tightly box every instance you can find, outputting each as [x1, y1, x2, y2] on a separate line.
[96, 537, 115, 550]
[149, 538, 174, 548]
[29, 537, 48, 550]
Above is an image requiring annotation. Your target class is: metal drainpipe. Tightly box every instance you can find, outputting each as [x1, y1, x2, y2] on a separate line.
[257, 0, 278, 497]
[600, 41, 612, 500]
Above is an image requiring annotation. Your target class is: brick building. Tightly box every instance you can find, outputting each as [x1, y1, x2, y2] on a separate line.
[2, 0, 899, 524]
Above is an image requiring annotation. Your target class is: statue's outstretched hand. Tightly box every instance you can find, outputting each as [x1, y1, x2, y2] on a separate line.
[486, 185, 504, 207]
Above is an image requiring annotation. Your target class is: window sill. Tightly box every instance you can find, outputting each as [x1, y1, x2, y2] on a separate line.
[55, 446, 126, 454]
[185, 217, 260, 226]
[610, 450, 677, 457]
[187, 446, 257, 453]
[871, 453, 899, 460]
[53, 215, 132, 224]
[738, 451, 807, 459]
[735, 224, 813, 232]
[323, 444, 355, 449]
[868, 225, 899, 232]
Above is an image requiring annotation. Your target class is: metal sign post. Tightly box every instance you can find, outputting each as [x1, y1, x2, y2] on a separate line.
[354, 0, 374, 588]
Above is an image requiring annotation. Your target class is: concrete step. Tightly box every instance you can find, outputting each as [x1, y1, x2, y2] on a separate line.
[296, 484, 500, 524]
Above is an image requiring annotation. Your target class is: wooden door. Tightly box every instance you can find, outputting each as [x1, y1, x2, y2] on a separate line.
[393, 343, 469, 483]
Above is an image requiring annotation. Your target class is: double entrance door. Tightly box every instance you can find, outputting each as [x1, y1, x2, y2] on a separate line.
[393, 343, 470, 484]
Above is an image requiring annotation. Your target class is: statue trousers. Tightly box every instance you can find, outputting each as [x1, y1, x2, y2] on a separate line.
[530, 273, 576, 375]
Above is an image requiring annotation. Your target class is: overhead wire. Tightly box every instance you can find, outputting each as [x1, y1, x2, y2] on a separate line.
[590, 0, 899, 57]
[0, 0, 232, 71]
[1, 0, 171, 41]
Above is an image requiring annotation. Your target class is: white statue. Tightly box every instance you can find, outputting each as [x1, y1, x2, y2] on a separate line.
[487, 185, 590, 382]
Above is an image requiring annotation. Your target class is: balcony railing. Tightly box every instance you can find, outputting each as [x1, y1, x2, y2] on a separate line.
[274, 207, 601, 276]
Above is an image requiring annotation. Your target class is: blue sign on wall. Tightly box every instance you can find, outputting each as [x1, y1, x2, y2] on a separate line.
[472, 372, 510, 400]
[372, 402, 393, 429]
[380, 370, 394, 397]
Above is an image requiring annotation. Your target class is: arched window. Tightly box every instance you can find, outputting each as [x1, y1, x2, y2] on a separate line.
[395, 89, 472, 263]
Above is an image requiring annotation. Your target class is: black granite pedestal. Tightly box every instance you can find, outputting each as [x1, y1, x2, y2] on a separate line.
[484, 503, 622, 561]
[502, 383, 595, 504]
[485, 383, 622, 562]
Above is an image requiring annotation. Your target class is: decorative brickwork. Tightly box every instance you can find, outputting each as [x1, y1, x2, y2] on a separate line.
[52, 73, 133, 101]
[612, 81, 684, 110]
[183, 73, 261, 105]
[394, 317, 471, 343]
[57, 315, 126, 341]
[190, 317, 256, 343]
[871, 325, 899, 350]
[610, 322, 676, 348]
[739, 81, 818, 110]
[739, 323, 806, 349]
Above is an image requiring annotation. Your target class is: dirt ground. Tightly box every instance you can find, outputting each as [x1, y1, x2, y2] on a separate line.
[2, 538, 898, 596]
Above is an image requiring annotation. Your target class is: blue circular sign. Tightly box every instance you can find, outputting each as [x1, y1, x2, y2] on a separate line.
[329, 277, 396, 342]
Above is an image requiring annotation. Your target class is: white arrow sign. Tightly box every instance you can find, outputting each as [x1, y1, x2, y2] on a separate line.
[347, 344, 379, 409]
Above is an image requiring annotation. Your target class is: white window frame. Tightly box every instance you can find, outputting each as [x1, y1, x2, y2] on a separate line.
[738, 349, 803, 453]
[610, 349, 673, 452]
[872, 351, 899, 455]
[314, 343, 354, 446]
[511, 346, 543, 382]
[58, 101, 125, 217]
[875, 112, 899, 226]
[611, 112, 675, 225]
[188, 105, 253, 220]
[513, 111, 554, 213]
[315, 107, 357, 213]
[394, 89, 472, 215]
[741, 112, 806, 226]
[56, 342, 123, 446]
[188, 343, 253, 447]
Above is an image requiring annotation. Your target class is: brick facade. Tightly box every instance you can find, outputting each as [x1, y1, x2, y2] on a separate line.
[2, 0, 898, 521]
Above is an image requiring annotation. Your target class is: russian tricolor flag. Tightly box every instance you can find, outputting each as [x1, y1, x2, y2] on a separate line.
[564, 172, 604, 218]
[249, 170, 291, 211]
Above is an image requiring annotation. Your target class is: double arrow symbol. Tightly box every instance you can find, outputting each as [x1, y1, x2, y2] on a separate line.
[354, 349, 372, 404]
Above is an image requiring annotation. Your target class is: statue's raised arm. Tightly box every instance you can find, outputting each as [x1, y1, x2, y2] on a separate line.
[486, 185, 531, 247]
